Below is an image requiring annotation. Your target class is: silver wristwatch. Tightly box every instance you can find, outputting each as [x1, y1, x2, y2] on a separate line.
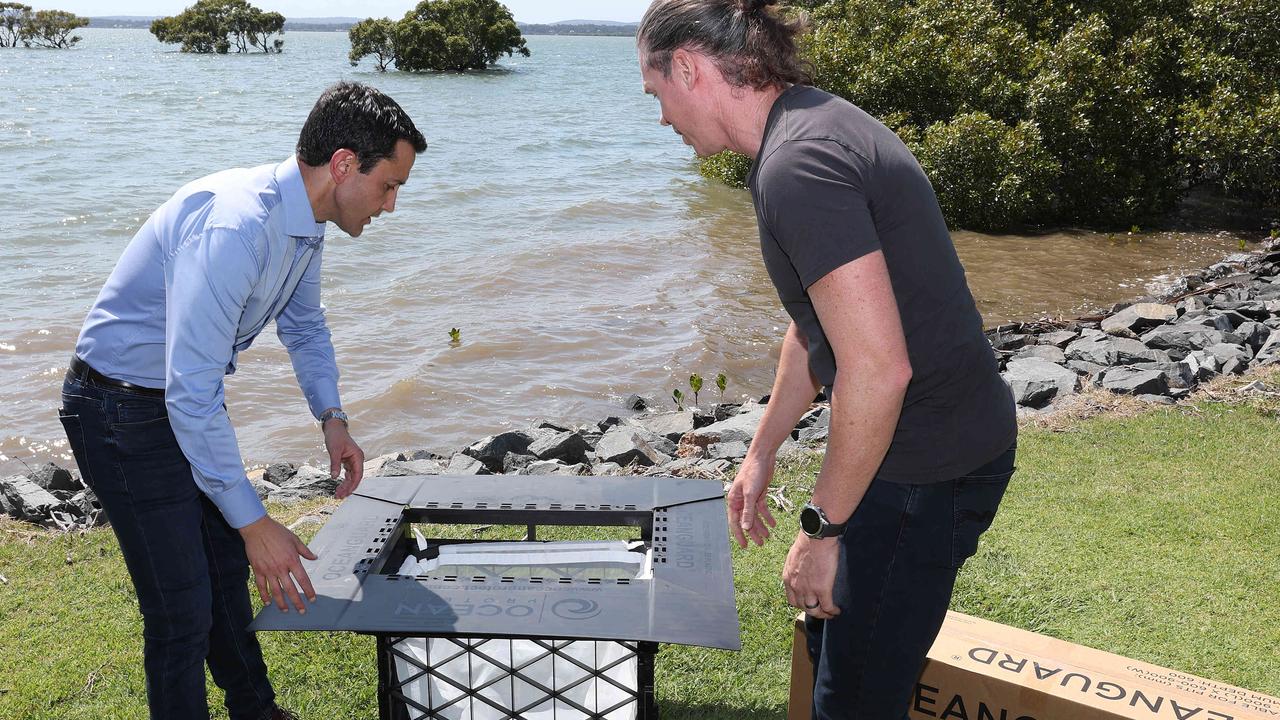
[319, 408, 349, 428]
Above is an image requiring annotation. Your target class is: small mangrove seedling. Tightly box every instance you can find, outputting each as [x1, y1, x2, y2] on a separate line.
[1128, 224, 1140, 235]
[672, 388, 685, 411]
[1240, 238, 1248, 251]
[715, 373, 727, 399]
[448, 327, 461, 345]
[689, 373, 703, 406]
[1270, 229, 1278, 240]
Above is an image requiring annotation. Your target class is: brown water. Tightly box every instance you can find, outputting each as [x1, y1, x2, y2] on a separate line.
[0, 30, 1260, 475]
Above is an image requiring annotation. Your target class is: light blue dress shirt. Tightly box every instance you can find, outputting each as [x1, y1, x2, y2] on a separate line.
[75, 156, 341, 529]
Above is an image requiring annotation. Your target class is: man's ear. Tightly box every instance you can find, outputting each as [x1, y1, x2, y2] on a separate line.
[329, 148, 358, 185]
[671, 47, 698, 90]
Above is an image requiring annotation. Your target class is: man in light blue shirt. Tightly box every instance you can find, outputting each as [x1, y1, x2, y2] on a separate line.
[59, 81, 427, 720]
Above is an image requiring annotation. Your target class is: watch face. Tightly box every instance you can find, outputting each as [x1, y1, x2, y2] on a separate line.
[800, 506, 822, 535]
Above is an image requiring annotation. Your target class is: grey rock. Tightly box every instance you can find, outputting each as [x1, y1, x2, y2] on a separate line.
[597, 417, 623, 432]
[623, 394, 648, 411]
[527, 431, 591, 465]
[1182, 351, 1220, 381]
[250, 477, 280, 500]
[1065, 335, 1159, 366]
[591, 461, 624, 476]
[1100, 367, 1170, 396]
[685, 403, 767, 446]
[1065, 359, 1108, 377]
[1131, 362, 1195, 390]
[633, 411, 695, 443]
[0, 488, 11, 517]
[1255, 332, 1280, 365]
[1176, 296, 1207, 314]
[1222, 356, 1248, 375]
[661, 458, 704, 474]
[1101, 303, 1177, 337]
[1038, 330, 1079, 348]
[1137, 394, 1176, 405]
[1235, 321, 1271, 351]
[698, 459, 734, 475]
[594, 426, 672, 467]
[69, 490, 100, 516]
[403, 449, 446, 462]
[375, 459, 445, 477]
[502, 452, 537, 474]
[1141, 326, 1226, 358]
[281, 465, 339, 496]
[266, 488, 312, 504]
[520, 460, 587, 476]
[795, 406, 830, 431]
[1176, 311, 1235, 332]
[706, 441, 749, 461]
[262, 462, 298, 486]
[1003, 358, 1081, 407]
[28, 463, 78, 492]
[711, 403, 741, 422]
[1012, 345, 1068, 364]
[1204, 343, 1252, 367]
[446, 454, 488, 475]
[987, 331, 1030, 351]
[465, 431, 539, 473]
[362, 453, 402, 478]
[0, 475, 62, 522]
[798, 425, 830, 443]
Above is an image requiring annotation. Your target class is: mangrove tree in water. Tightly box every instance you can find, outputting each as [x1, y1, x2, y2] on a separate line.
[0, 4, 88, 48]
[349, 0, 529, 73]
[151, 0, 285, 54]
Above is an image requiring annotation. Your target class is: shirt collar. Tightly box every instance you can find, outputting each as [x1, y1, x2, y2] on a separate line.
[275, 155, 327, 243]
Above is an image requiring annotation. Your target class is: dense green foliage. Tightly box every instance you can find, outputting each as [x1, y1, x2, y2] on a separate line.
[703, 0, 1280, 231]
[0, 3, 87, 48]
[349, 0, 529, 73]
[150, 0, 285, 54]
[347, 18, 397, 71]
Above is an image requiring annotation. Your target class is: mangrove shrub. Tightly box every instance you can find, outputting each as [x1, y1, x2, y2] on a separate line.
[151, 0, 285, 54]
[349, 0, 529, 73]
[0, 4, 88, 48]
[701, 0, 1280, 231]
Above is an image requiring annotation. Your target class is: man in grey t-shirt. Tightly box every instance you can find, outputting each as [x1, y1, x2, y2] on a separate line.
[639, 1, 1016, 717]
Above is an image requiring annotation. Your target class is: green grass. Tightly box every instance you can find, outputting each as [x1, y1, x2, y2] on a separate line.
[2, 391, 1277, 719]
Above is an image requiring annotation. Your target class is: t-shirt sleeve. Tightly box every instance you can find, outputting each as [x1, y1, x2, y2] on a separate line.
[755, 139, 880, 290]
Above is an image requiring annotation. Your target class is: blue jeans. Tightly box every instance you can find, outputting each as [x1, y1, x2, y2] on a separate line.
[806, 444, 1016, 720]
[58, 371, 276, 720]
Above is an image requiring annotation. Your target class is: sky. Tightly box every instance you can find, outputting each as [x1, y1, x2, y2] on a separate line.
[37, 0, 653, 24]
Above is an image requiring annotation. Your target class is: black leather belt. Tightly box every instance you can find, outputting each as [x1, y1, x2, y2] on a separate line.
[67, 356, 166, 398]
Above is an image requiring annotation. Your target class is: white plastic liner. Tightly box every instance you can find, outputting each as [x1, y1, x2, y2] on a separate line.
[392, 637, 639, 720]
[396, 540, 653, 581]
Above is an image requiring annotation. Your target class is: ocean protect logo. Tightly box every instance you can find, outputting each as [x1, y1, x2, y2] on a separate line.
[551, 598, 602, 620]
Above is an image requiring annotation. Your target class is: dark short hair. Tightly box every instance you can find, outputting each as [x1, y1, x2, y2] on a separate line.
[638, 0, 810, 90]
[296, 81, 427, 172]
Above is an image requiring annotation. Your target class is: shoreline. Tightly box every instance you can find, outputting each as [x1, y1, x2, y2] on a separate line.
[4, 236, 1279, 532]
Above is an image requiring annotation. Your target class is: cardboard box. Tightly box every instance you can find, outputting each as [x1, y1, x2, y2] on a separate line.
[789, 611, 1280, 720]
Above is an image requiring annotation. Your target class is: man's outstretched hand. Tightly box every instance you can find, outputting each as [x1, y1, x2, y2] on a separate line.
[239, 515, 318, 614]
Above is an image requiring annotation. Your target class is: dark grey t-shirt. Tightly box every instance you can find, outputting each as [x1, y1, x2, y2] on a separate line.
[748, 85, 1016, 484]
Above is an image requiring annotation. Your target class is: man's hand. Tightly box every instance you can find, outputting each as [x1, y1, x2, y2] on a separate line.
[783, 531, 841, 619]
[728, 452, 778, 548]
[323, 419, 365, 499]
[239, 515, 318, 614]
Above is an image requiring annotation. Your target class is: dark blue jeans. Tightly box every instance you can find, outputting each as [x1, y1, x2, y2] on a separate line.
[58, 372, 276, 720]
[806, 443, 1016, 720]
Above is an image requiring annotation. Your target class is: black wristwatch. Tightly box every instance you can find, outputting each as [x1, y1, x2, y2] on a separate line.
[800, 502, 847, 539]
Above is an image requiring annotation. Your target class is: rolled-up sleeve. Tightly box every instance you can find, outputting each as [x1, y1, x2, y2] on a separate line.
[275, 244, 341, 419]
[163, 226, 267, 529]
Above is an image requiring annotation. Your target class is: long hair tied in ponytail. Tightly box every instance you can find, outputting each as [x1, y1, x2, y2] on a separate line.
[638, 0, 810, 90]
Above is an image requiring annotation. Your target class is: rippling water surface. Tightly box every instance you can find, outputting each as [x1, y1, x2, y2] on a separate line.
[0, 30, 1252, 473]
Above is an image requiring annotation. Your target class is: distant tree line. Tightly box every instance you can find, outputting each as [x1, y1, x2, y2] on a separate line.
[519, 23, 637, 36]
[150, 0, 285, 54]
[349, 0, 529, 73]
[701, 0, 1280, 232]
[0, 3, 88, 48]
